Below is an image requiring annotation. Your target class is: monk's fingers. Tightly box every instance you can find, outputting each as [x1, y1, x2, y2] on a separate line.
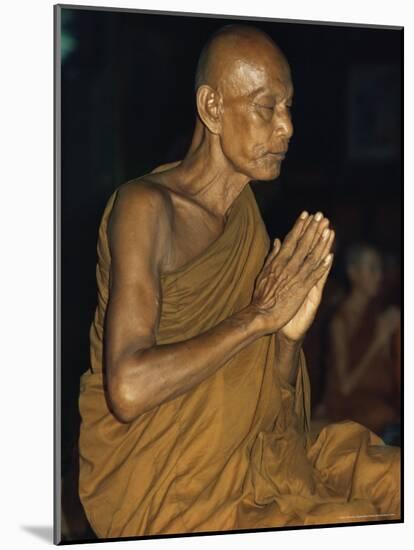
[300, 258, 333, 313]
[300, 212, 329, 253]
[297, 211, 314, 239]
[303, 253, 334, 290]
[278, 211, 310, 258]
[305, 227, 334, 269]
[256, 242, 281, 294]
[313, 253, 333, 293]
[263, 238, 282, 270]
[320, 229, 335, 260]
[309, 217, 330, 252]
[284, 213, 325, 271]
[274, 238, 282, 255]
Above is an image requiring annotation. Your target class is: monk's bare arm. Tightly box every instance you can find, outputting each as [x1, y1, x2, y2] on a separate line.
[105, 184, 265, 423]
[105, 185, 332, 423]
[275, 334, 302, 386]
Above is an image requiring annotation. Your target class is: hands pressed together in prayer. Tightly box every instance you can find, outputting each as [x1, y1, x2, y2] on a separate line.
[105, 182, 335, 419]
[251, 211, 335, 342]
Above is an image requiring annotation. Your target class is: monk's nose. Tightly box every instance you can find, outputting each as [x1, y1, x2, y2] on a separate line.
[275, 112, 293, 141]
[271, 117, 293, 153]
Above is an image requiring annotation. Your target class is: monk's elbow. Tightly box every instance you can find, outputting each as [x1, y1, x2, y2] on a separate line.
[107, 372, 148, 423]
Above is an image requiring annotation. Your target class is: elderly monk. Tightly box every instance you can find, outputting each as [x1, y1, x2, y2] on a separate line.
[78, 25, 400, 538]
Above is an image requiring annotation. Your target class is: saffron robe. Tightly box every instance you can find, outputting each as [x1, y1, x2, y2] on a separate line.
[78, 181, 400, 538]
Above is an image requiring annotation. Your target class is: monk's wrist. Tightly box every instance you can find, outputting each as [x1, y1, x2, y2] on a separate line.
[240, 305, 278, 338]
[275, 332, 302, 386]
[228, 306, 266, 338]
[277, 331, 304, 349]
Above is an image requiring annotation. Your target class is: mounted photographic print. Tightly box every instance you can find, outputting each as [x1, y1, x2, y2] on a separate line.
[54, 3, 403, 545]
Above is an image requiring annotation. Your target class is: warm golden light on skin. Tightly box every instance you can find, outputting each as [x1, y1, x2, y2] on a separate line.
[213, 54, 294, 182]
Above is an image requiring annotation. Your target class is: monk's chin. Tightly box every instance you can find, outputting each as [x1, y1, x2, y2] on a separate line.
[253, 164, 282, 182]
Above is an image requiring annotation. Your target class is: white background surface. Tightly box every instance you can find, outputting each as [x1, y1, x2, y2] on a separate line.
[0, 0, 411, 548]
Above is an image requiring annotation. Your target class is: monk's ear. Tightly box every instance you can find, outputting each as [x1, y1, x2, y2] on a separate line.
[196, 85, 223, 135]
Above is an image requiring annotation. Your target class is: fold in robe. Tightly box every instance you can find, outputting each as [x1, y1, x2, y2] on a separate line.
[78, 181, 400, 538]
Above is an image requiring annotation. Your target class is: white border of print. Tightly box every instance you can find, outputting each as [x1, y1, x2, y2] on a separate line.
[1, 1, 410, 549]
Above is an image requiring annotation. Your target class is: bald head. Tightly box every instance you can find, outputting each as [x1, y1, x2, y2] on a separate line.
[191, 24, 294, 182]
[194, 24, 290, 95]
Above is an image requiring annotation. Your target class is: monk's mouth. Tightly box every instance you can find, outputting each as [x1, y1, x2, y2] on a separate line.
[267, 152, 286, 160]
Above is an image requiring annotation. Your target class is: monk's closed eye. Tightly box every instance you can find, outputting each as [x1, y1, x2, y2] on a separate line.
[255, 103, 274, 111]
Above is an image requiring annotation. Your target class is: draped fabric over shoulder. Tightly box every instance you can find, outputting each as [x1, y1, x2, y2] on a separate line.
[78, 181, 400, 538]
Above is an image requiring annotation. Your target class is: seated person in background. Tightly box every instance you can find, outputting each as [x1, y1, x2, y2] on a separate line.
[317, 243, 400, 437]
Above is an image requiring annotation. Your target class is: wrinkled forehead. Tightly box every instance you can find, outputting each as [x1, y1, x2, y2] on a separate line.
[219, 50, 293, 100]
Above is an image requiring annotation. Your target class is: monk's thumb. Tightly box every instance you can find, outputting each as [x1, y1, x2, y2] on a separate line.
[264, 238, 281, 268]
[274, 238, 281, 254]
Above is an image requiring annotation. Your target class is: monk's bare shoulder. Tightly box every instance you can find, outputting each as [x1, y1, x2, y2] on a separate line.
[108, 177, 174, 272]
[114, 177, 174, 218]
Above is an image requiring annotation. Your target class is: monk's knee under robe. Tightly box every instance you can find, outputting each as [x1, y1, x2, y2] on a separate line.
[78, 182, 400, 538]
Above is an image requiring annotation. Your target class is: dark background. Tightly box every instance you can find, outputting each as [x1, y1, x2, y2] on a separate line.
[59, 5, 402, 504]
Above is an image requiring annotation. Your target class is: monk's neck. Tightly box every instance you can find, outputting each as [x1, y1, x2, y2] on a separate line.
[176, 122, 250, 218]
